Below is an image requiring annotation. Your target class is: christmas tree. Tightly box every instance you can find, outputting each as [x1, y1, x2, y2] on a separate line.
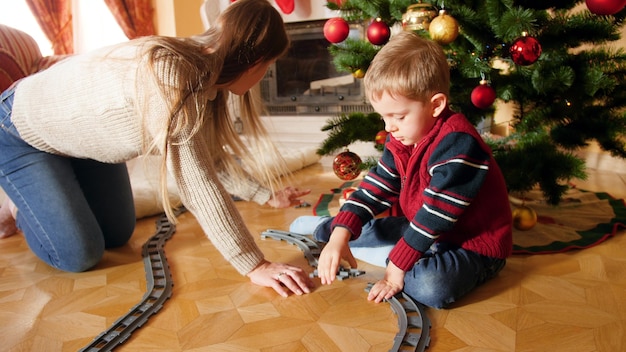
[318, 0, 626, 205]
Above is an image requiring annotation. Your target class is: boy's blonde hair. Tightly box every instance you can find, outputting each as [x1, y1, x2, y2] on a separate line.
[138, 0, 291, 221]
[364, 31, 450, 102]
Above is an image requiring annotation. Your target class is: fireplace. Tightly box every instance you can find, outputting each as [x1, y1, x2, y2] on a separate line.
[260, 20, 374, 115]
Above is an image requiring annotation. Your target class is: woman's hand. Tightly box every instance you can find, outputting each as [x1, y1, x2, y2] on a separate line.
[267, 186, 311, 208]
[316, 228, 357, 285]
[367, 261, 405, 303]
[0, 199, 18, 238]
[247, 259, 314, 297]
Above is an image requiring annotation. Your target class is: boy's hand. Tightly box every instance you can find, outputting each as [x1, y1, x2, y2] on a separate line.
[316, 227, 357, 285]
[367, 261, 405, 303]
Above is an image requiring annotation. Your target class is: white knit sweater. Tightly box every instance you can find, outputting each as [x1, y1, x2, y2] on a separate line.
[11, 41, 271, 275]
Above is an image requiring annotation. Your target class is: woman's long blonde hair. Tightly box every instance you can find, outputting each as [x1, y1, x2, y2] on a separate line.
[141, 0, 291, 221]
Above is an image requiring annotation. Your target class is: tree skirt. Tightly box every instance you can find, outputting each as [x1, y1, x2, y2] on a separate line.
[313, 182, 626, 255]
[508, 188, 625, 254]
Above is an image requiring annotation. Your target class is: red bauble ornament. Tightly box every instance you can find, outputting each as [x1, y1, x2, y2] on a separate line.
[367, 19, 391, 46]
[375, 130, 388, 145]
[333, 150, 362, 181]
[275, 0, 294, 14]
[509, 34, 542, 66]
[585, 0, 626, 15]
[324, 17, 350, 44]
[328, 0, 344, 6]
[471, 80, 496, 109]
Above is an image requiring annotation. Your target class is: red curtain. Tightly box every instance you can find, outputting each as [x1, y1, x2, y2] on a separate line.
[104, 0, 156, 39]
[25, 0, 73, 55]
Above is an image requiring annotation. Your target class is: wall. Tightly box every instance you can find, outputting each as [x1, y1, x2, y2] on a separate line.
[214, 0, 337, 23]
[152, 0, 205, 37]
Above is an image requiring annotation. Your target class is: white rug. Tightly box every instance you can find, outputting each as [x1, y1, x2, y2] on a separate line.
[130, 146, 320, 218]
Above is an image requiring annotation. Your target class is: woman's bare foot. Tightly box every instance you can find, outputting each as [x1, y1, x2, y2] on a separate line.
[0, 197, 18, 238]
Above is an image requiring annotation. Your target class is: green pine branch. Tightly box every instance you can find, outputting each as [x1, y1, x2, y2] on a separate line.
[328, 38, 380, 74]
[316, 112, 384, 156]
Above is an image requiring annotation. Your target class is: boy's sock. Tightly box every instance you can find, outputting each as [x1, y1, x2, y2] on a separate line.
[289, 215, 392, 268]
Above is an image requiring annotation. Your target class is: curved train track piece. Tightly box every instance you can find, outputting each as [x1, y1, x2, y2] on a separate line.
[261, 229, 431, 351]
[261, 229, 321, 268]
[80, 213, 177, 352]
[79, 221, 429, 351]
[365, 283, 431, 352]
[260, 229, 366, 280]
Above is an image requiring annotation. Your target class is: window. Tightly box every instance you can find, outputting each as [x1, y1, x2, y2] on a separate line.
[0, 1, 53, 55]
[0, 0, 127, 55]
[73, 0, 127, 53]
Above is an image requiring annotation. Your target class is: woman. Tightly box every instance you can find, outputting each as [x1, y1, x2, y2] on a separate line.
[0, 0, 313, 297]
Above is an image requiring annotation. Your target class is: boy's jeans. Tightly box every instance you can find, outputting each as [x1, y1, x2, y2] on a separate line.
[0, 86, 136, 272]
[291, 215, 505, 309]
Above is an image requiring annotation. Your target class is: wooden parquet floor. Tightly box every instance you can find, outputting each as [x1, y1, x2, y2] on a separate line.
[1, 162, 626, 351]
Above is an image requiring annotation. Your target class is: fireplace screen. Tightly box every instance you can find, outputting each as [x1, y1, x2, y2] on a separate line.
[260, 20, 374, 115]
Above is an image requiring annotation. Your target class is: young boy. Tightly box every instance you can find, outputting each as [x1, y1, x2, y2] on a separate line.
[292, 32, 512, 308]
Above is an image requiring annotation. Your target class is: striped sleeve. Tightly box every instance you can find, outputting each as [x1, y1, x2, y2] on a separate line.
[332, 145, 401, 238]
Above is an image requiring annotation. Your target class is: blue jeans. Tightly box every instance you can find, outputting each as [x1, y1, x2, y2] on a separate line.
[0, 86, 136, 272]
[290, 215, 505, 309]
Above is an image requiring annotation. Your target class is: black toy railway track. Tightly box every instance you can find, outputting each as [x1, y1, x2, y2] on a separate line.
[79, 220, 429, 351]
[261, 229, 321, 268]
[365, 284, 431, 352]
[392, 292, 431, 352]
[80, 213, 176, 352]
[262, 229, 430, 351]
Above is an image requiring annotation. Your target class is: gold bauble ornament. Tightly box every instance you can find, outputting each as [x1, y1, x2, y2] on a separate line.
[512, 205, 538, 231]
[402, 1, 438, 31]
[429, 9, 459, 45]
[352, 68, 365, 78]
